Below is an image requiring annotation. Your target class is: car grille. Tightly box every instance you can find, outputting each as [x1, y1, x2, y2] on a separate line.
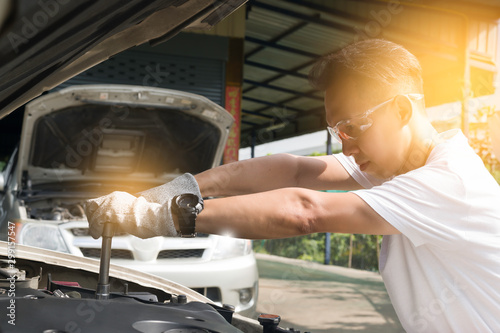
[80, 248, 205, 260]
[192, 287, 222, 302]
[157, 249, 204, 259]
[70, 228, 126, 237]
[80, 248, 134, 260]
[74, 228, 207, 260]
[70, 228, 209, 238]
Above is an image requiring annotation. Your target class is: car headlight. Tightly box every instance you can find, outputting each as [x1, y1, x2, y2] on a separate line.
[16, 222, 69, 253]
[238, 287, 253, 305]
[211, 235, 252, 260]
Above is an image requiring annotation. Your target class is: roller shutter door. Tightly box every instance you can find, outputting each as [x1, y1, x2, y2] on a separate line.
[60, 49, 226, 106]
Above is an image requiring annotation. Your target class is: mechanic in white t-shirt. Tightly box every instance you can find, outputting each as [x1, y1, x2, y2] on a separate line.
[86, 39, 500, 332]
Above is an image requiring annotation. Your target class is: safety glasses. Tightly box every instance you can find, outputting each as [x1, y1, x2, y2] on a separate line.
[327, 93, 424, 143]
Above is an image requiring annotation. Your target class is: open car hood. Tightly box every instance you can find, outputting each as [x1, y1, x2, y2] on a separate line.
[18, 84, 234, 186]
[0, 0, 245, 119]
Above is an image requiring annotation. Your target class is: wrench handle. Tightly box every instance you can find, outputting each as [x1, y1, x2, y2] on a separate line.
[96, 223, 115, 299]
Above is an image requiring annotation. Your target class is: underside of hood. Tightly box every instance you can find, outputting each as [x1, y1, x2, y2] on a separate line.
[19, 85, 234, 186]
[0, 0, 245, 119]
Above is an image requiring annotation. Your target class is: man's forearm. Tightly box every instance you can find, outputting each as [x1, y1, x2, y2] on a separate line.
[195, 188, 400, 239]
[196, 188, 320, 239]
[195, 154, 301, 198]
[195, 153, 361, 199]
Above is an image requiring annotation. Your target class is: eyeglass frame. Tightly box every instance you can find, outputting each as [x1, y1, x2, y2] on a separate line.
[327, 93, 424, 143]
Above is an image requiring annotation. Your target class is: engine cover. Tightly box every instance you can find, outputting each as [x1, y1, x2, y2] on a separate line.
[1, 286, 241, 333]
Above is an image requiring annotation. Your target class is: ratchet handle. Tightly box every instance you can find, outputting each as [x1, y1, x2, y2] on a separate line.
[96, 223, 115, 299]
[102, 222, 115, 238]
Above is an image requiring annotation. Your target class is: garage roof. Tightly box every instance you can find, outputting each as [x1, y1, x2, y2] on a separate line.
[240, 0, 500, 148]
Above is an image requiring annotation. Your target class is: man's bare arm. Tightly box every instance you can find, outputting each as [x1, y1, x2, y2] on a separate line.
[196, 188, 399, 239]
[195, 153, 362, 198]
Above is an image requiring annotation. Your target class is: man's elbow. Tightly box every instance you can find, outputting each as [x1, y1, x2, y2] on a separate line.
[292, 191, 322, 235]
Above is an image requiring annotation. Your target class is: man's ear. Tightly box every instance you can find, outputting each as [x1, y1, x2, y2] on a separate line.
[394, 95, 412, 125]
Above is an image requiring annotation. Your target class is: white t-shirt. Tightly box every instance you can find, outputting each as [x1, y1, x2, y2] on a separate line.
[334, 129, 500, 332]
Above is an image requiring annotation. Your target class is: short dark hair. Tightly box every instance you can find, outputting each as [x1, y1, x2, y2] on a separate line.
[309, 39, 423, 98]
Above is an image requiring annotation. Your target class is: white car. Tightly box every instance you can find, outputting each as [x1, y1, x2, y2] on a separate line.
[2, 84, 258, 315]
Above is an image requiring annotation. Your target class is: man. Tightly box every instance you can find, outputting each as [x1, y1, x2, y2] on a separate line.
[85, 39, 500, 332]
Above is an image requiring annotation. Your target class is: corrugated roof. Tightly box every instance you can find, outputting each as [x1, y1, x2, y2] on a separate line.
[241, 0, 500, 148]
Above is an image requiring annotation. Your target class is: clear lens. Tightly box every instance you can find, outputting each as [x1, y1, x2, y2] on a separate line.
[337, 117, 373, 139]
[328, 117, 373, 142]
[212, 235, 252, 260]
[327, 126, 342, 143]
[327, 94, 405, 142]
[18, 223, 69, 253]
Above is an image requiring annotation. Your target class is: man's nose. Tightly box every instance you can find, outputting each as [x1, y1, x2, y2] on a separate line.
[341, 139, 360, 156]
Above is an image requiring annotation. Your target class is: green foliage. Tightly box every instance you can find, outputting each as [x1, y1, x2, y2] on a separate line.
[347, 234, 380, 271]
[253, 234, 325, 263]
[253, 233, 381, 271]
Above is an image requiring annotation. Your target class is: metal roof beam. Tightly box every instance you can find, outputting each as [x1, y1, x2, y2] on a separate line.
[245, 20, 311, 59]
[252, 92, 320, 115]
[251, 101, 324, 124]
[242, 109, 275, 119]
[255, 93, 324, 116]
[240, 107, 327, 142]
[244, 58, 317, 95]
[251, 0, 460, 61]
[306, 105, 326, 116]
[282, 0, 368, 23]
[242, 121, 292, 134]
[242, 120, 259, 126]
[244, 60, 309, 80]
[244, 79, 323, 101]
[246, 98, 325, 123]
[242, 96, 304, 113]
[251, 1, 355, 35]
[240, 101, 328, 145]
[245, 36, 320, 58]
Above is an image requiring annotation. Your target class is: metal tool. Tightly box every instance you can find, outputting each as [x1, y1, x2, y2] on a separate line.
[95, 223, 114, 300]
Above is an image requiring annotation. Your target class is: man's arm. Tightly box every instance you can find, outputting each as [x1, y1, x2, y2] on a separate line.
[85, 154, 368, 239]
[196, 188, 400, 239]
[195, 153, 362, 198]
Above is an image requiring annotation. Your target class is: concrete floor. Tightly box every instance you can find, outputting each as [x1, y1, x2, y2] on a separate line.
[253, 253, 405, 333]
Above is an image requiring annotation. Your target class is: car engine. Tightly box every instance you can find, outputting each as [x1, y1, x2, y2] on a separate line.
[0, 260, 241, 332]
[0, 243, 310, 333]
[26, 200, 86, 222]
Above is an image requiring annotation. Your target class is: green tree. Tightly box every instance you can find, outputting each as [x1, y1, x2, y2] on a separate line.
[253, 233, 381, 271]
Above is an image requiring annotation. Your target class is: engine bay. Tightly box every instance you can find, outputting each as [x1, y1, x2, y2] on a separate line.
[26, 200, 86, 222]
[0, 246, 309, 333]
[0, 257, 240, 332]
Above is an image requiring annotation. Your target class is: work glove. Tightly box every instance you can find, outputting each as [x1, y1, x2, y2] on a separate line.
[139, 173, 201, 205]
[84, 173, 202, 239]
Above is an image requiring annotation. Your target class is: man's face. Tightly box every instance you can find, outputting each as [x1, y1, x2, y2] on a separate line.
[324, 77, 410, 180]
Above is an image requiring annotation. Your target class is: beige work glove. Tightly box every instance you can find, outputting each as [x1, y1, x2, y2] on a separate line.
[84, 173, 202, 239]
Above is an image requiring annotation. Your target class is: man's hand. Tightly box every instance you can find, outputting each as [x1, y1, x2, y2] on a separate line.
[84, 191, 177, 239]
[84, 173, 202, 239]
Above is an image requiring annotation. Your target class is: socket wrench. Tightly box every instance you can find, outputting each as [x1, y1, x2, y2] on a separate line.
[95, 223, 114, 299]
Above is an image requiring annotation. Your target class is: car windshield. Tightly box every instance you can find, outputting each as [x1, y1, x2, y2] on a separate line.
[30, 105, 220, 175]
